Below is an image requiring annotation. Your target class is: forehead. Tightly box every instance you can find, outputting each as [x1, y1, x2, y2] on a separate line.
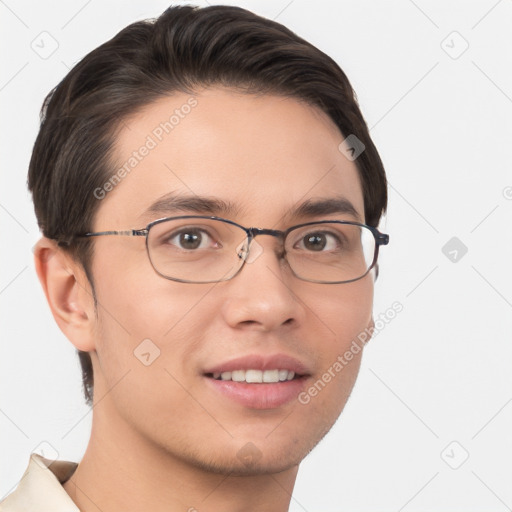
[95, 86, 364, 228]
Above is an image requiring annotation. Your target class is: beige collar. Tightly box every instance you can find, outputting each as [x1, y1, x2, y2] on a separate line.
[0, 453, 79, 511]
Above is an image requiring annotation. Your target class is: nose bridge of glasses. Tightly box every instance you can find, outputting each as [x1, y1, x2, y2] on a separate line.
[248, 227, 285, 239]
[249, 227, 286, 248]
[237, 227, 286, 261]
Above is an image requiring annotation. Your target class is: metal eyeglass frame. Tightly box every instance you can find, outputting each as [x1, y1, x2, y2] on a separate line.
[73, 215, 390, 284]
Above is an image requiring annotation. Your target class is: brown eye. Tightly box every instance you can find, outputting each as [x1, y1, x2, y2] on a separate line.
[167, 228, 212, 250]
[303, 233, 326, 251]
[295, 231, 341, 252]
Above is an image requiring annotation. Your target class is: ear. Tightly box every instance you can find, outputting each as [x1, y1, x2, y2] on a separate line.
[34, 237, 96, 352]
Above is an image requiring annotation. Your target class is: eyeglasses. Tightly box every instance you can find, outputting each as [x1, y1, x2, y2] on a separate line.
[75, 215, 389, 284]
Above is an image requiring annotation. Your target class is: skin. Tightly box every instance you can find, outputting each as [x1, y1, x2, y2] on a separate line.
[35, 86, 375, 512]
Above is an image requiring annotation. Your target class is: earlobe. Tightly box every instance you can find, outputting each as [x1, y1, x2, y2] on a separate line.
[34, 237, 96, 352]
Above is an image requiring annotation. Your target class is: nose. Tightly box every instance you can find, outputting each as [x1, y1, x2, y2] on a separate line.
[220, 237, 305, 332]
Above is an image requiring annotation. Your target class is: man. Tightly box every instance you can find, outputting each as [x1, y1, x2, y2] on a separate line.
[1, 4, 388, 511]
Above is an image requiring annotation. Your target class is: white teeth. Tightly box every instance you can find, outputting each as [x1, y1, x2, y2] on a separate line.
[246, 369, 263, 383]
[263, 369, 279, 383]
[213, 369, 297, 383]
[231, 370, 245, 382]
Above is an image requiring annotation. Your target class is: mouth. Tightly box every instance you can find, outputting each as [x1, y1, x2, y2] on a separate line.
[202, 354, 311, 409]
[205, 369, 304, 383]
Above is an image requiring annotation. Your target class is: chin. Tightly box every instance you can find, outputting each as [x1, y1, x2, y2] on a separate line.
[178, 426, 330, 477]
[190, 450, 304, 477]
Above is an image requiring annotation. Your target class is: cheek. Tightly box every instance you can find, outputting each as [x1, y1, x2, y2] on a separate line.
[90, 254, 229, 415]
[90, 275, 212, 439]
[89, 248, 204, 394]
[91, 242, 205, 341]
[303, 277, 373, 408]
[316, 275, 374, 348]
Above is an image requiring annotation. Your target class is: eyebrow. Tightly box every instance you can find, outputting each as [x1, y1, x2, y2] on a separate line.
[139, 192, 362, 224]
[292, 197, 362, 222]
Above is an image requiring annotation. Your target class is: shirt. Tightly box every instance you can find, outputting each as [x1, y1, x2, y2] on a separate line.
[0, 453, 80, 511]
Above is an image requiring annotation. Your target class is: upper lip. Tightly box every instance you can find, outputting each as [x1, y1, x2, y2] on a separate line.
[203, 353, 311, 376]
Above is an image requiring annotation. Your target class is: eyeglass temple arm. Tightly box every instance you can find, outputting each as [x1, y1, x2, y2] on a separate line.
[81, 229, 148, 238]
[58, 229, 148, 246]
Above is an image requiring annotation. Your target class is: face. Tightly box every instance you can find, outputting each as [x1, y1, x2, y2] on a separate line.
[86, 86, 374, 475]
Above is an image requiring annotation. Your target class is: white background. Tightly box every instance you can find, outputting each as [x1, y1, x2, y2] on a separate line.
[1, 1, 511, 510]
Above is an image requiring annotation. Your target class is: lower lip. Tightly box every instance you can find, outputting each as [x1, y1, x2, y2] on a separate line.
[205, 376, 308, 409]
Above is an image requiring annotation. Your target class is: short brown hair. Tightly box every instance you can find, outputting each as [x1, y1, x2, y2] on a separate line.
[28, 4, 387, 406]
